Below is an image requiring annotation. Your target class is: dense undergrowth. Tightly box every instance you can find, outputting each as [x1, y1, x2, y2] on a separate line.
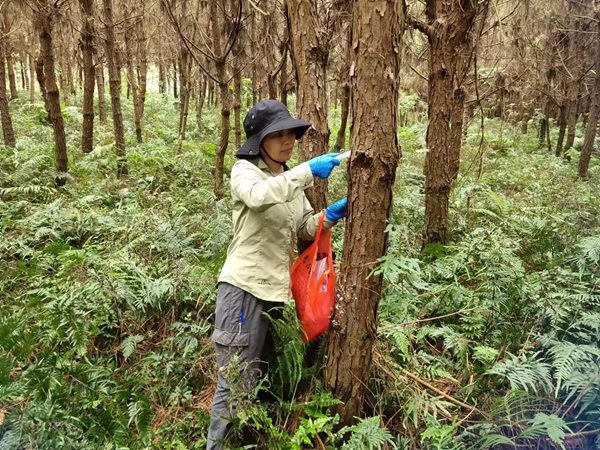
[0, 90, 598, 449]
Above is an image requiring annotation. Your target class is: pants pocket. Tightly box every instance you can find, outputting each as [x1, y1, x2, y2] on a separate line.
[211, 282, 250, 347]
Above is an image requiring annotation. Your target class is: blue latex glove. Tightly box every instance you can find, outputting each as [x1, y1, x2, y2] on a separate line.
[307, 153, 341, 179]
[325, 197, 348, 222]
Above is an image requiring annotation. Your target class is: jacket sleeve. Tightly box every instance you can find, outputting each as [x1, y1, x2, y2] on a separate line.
[297, 194, 336, 241]
[231, 160, 314, 211]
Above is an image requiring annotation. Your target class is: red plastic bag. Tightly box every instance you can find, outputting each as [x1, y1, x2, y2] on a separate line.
[291, 211, 335, 342]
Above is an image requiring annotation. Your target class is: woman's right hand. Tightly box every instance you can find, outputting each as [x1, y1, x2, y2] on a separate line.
[307, 153, 341, 179]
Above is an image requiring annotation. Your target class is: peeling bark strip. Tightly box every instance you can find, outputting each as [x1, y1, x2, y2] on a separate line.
[79, 0, 96, 154]
[285, 0, 331, 211]
[324, 0, 402, 427]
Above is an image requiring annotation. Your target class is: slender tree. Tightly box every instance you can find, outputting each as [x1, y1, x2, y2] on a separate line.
[103, 0, 127, 176]
[324, 0, 402, 426]
[95, 55, 107, 123]
[123, 3, 142, 143]
[79, 0, 96, 154]
[0, 39, 15, 148]
[33, 0, 68, 186]
[579, 6, 600, 179]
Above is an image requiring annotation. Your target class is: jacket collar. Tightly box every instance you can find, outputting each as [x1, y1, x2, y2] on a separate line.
[257, 157, 290, 173]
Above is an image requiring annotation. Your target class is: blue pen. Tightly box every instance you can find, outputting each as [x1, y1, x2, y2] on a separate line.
[239, 311, 246, 333]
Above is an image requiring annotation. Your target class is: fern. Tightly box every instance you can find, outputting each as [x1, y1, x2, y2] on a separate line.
[338, 416, 397, 450]
[487, 352, 552, 394]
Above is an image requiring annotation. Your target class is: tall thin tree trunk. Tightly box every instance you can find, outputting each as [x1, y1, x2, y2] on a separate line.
[103, 0, 127, 176]
[325, 0, 402, 426]
[564, 98, 578, 157]
[286, 0, 331, 211]
[123, 9, 142, 143]
[29, 53, 35, 102]
[80, 0, 96, 154]
[35, 4, 68, 186]
[0, 41, 16, 147]
[177, 49, 190, 140]
[95, 59, 107, 123]
[334, 21, 352, 151]
[6, 53, 18, 100]
[280, 44, 288, 107]
[136, 14, 148, 124]
[196, 76, 205, 131]
[173, 60, 178, 99]
[210, 0, 233, 199]
[35, 56, 49, 113]
[579, 19, 600, 179]
[555, 103, 567, 157]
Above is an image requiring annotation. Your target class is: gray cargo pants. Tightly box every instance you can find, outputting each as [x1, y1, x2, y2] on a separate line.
[206, 282, 280, 450]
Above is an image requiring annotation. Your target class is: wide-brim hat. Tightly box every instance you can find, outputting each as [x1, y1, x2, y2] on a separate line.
[236, 99, 311, 158]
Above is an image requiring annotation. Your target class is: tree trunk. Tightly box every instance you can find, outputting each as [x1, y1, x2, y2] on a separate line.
[80, 0, 96, 154]
[234, 68, 242, 147]
[579, 20, 600, 179]
[20, 51, 28, 90]
[324, 0, 402, 426]
[123, 9, 142, 143]
[29, 53, 35, 102]
[35, 55, 49, 114]
[422, 0, 477, 246]
[196, 76, 205, 131]
[286, 0, 331, 211]
[6, 52, 18, 100]
[0, 41, 16, 147]
[555, 103, 567, 157]
[177, 48, 190, 140]
[103, 0, 127, 176]
[173, 60, 178, 98]
[334, 21, 352, 151]
[280, 44, 288, 107]
[136, 14, 148, 125]
[35, 4, 68, 186]
[210, 0, 234, 199]
[564, 98, 578, 156]
[95, 59, 107, 123]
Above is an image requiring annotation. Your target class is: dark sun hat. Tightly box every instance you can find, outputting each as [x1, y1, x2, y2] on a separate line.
[236, 99, 311, 158]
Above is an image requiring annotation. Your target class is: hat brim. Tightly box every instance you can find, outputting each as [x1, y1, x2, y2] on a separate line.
[236, 118, 311, 158]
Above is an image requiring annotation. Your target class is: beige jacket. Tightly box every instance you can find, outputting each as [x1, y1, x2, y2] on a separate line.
[218, 157, 334, 302]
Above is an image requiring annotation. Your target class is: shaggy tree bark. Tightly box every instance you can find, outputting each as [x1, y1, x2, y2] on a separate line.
[579, 17, 600, 179]
[410, 0, 480, 245]
[286, 0, 331, 211]
[79, 0, 96, 154]
[324, 0, 402, 426]
[34, 1, 68, 186]
[211, 0, 233, 199]
[103, 0, 127, 176]
[0, 40, 15, 148]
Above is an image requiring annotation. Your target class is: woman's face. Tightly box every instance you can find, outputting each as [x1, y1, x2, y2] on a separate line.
[261, 129, 296, 162]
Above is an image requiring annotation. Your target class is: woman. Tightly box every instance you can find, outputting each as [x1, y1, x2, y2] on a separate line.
[206, 99, 347, 449]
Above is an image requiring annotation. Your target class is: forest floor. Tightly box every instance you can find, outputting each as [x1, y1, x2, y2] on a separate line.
[0, 91, 599, 449]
